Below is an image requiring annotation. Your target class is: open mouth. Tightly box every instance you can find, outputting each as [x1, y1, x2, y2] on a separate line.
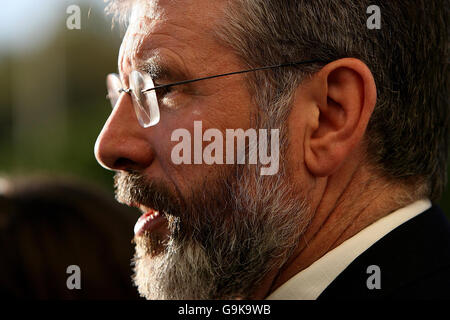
[134, 205, 168, 237]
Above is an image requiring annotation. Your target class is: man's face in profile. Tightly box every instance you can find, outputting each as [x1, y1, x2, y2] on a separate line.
[95, 0, 310, 299]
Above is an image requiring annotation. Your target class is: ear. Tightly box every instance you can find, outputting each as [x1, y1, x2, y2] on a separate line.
[304, 58, 377, 177]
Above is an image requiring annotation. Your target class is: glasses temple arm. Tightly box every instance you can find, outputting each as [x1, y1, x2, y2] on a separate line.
[142, 59, 327, 93]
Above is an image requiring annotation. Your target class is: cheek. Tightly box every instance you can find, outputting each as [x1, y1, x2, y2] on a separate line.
[150, 89, 252, 193]
[148, 115, 225, 195]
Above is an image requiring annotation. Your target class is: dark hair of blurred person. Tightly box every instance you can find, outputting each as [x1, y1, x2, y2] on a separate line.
[0, 176, 140, 299]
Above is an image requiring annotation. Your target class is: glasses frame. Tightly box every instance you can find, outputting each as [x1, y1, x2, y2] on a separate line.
[107, 59, 327, 128]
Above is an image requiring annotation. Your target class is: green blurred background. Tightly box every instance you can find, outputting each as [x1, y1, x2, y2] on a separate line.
[0, 1, 121, 191]
[0, 1, 449, 215]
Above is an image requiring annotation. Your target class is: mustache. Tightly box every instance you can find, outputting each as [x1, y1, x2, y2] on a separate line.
[114, 171, 182, 217]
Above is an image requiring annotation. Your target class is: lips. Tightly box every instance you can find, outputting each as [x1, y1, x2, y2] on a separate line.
[134, 209, 167, 236]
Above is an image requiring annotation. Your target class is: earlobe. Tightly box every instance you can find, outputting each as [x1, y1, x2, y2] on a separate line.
[305, 58, 376, 177]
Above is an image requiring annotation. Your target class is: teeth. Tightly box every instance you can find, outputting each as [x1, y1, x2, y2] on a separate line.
[134, 210, 162, 235]
[134, 218, 145, 235]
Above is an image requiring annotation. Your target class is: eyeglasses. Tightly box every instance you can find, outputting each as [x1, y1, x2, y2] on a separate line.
[106, 59, 326, 128]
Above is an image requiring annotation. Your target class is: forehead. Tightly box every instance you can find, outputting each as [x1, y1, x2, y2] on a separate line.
[118, 0, 227, 79]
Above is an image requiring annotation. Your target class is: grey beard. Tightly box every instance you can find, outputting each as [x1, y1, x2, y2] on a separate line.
[119, 158, 311, 300]
[115, 111, 311, 299]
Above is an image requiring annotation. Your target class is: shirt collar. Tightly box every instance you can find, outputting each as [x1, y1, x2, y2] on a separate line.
[265, 198, 432, 300]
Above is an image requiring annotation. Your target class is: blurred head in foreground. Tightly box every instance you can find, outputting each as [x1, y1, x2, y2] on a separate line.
[0, 176, 139, 299]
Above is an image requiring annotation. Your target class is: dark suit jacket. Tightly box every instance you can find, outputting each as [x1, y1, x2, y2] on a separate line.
[317, 205, 450, 299]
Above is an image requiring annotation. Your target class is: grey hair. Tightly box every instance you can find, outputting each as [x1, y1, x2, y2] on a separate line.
[215, 0, 449, 202]
[104, 0, 135, 28]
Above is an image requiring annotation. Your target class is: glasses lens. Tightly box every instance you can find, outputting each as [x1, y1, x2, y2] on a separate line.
[130, 71, 160, 128]
[106, 74, 122, 109]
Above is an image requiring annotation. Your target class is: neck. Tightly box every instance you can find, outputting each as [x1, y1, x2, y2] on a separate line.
[250, 162, 420, 300]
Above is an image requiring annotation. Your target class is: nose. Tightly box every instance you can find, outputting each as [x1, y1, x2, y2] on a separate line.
[95, 93, 154, 171]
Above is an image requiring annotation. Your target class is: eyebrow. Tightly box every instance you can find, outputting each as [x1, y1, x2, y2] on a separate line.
[137, 58, 190, 84]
